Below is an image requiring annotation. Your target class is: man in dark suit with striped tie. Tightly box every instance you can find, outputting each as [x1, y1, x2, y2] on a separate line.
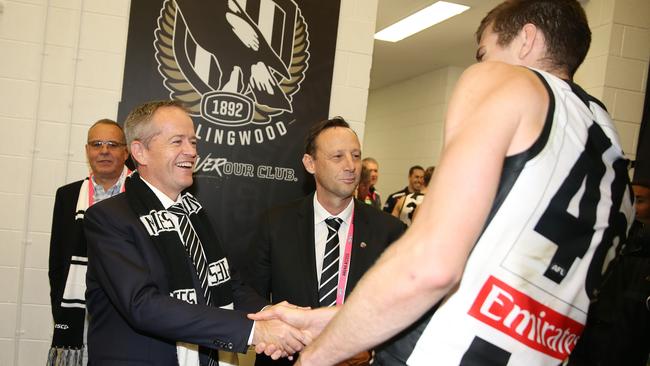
[247, 117, 406, 365]
[84, 100, 307, 366]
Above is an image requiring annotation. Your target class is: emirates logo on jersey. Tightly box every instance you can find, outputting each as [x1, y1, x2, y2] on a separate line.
[468, 276, 584, 360]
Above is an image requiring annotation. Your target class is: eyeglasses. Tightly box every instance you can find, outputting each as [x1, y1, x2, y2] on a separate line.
[87, 140, 126, 150]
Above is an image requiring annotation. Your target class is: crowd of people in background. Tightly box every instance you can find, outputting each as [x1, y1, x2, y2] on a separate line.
[355, 162, 435, 227]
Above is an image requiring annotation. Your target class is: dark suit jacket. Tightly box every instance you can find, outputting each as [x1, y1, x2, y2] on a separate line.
[49, 179, 84, 316]
[247, 194, 406, 365]
[85, 193, 267, 366]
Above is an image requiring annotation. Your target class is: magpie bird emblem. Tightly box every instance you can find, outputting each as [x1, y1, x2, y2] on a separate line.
[154, 0, 309, 126]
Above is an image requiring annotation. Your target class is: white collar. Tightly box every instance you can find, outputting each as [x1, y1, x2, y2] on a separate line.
[140, 177, 181, 209]
[313, 192, 354, 225]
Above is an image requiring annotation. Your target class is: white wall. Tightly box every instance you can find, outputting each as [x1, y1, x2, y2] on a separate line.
[0, 1, 130, 365]
[363, 66, 463, 198]
[576, 0, 649, 161]
[0, 0, 377, 365]
[329, 0, 378, 139]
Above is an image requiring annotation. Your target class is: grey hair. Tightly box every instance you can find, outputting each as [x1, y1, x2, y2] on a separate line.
[123, 100, 189, 151]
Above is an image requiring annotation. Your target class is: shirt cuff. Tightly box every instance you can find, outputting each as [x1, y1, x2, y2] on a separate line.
[247, 320, 256, 345]
[248, 304, 272, 345]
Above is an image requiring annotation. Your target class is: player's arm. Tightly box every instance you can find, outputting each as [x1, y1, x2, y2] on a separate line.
[297, 62, 547, 365]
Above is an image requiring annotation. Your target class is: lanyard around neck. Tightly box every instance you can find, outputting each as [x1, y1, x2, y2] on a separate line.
[336, 211, 354, 305]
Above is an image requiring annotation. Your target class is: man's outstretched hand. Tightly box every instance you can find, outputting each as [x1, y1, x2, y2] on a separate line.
[249, 302, 338, 359]
[253, 316, 304, 359]
[251, 302, 313, 359]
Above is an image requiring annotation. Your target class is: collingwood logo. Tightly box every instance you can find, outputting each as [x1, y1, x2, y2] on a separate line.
[154, 0, 310, 146]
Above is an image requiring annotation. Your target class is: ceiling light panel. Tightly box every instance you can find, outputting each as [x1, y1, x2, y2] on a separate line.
[375, 1, 470, 42]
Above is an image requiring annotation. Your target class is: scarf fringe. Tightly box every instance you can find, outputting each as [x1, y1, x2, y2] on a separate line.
[46, 346, 83, 366]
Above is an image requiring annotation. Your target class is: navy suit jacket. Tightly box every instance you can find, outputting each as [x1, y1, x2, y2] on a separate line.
[85, 192, 267, 366]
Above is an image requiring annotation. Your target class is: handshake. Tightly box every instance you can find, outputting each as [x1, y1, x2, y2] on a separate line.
[250, 301, 336, 361]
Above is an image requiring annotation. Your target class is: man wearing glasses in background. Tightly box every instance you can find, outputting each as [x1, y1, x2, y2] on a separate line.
[47, 119, 130, 365]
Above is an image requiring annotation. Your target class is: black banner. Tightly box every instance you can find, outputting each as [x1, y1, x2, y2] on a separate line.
[118, 0, 341, 267]
[635, 62, 650, 184]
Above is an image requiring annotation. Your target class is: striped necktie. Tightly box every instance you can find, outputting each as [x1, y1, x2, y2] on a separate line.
[319, 217, 343, 307]
[168, 202, 211, 306]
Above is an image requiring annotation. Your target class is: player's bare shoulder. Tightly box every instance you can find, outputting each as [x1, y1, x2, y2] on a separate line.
[458, 62, 546, 101]
[446, 62, 548, 154]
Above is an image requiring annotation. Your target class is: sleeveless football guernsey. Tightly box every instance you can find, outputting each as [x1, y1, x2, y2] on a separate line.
[403, 69, 634, 365]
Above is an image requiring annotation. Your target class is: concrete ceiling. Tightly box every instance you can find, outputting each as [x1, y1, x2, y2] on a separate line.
[370, 0, 502, 90]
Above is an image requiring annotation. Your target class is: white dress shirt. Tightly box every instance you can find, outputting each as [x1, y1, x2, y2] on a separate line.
[313, 193, 354, 284]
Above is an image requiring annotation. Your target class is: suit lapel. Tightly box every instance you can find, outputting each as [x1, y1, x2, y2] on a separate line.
[297, 194, 320, 306]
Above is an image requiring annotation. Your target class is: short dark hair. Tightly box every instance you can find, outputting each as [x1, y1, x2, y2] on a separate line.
[424, 166, 435, 186]
[304, 117, 352, 156]
[409, 165, 424, 176]
[476, 0, 591, 78]
[362, 157, 378, 166]
[87, 119, 125, 142]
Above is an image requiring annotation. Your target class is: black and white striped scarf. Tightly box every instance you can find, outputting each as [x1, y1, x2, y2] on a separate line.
[125, 172, 234, 365]
[47, 168, 130, 366]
